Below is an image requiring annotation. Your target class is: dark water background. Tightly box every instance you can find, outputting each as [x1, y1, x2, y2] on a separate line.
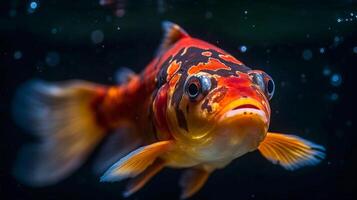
[1, 0, 357, 199]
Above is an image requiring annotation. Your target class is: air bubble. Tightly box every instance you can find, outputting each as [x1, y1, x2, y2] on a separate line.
[45, 51, 60, 67]
[330, 73, 342, 87]
[330, 93, 339, 101]
[91, 30, 104, 44]
[14, 51, 22, 60]
[353, 47, 357, 54]
[30, 2, 38, 9]
[322, 67, 331, 76]
[319, 48, 325, 54]
[302, 49, 313, 60]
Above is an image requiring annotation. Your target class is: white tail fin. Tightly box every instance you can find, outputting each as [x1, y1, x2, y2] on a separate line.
[12, 80, 106, 186]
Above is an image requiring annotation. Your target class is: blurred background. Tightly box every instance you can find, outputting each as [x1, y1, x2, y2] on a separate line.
[0, 0, 356, 199]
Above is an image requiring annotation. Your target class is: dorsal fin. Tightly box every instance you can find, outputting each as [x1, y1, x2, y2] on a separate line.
[157, 21, 190, 55]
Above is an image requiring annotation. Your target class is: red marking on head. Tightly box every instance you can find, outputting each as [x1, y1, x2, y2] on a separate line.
[201, 51, 212, 57]
[216, 75, 270, 115]
[221, 76, 256, 98]
[188, 58, 230, 75]
[153, 84, 171, 135]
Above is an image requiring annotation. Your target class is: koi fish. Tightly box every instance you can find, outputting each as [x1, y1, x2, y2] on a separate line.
[13, 21, 325, 199]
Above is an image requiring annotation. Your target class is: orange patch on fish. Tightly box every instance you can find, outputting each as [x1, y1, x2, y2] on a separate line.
[188, 58, 230, 75]
[169, 73, 181, 88]
[201, 51, 212, 57]
[167, 60, 181, 76]
[219, 54, 242, 65]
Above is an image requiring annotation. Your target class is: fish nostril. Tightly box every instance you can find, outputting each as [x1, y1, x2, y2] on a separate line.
[232, 104, 260, 110]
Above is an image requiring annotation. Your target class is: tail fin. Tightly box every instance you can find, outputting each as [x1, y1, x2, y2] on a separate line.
[12, 80, 106, 186]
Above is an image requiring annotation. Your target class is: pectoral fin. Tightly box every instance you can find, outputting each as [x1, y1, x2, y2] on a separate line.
[179, 168, 211, 199]
[100, 140, 173, 182]
[123, 159, 165, 197]
[258, 132, 325, 170]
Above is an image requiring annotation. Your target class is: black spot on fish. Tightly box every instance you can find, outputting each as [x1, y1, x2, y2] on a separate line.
[210, 77, 217, 91]
[201, 98, 212, 113]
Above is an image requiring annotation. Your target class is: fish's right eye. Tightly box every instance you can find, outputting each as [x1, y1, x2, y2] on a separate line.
[187, 79, 200, 99]
[185, 75, 211, 101]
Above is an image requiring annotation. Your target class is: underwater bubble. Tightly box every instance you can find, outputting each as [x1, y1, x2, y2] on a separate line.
[30, 2, 38, 9]
[51, 28, 58, 34]
[353, 46, 357, 54]
[28, 1, 39, 13]
[334, 36, 343, 44]
[334, 36, 340, 42]
[330, 93, 339, 101]
[330, 73, 342, 87]
[300, 73, 307, 83]
[36, 61, 45, 72]
[302, 49, 313, 60]
[240, 45, 247, 53]
[91, 30, 104, 44]
[280, 81, 286, 87]
[9, 9, 17, 17]
[45, 51, 60, 67]
[322, 67, 331, 76]
[14, 51, 22, 60]
[319, 47, 325, 54]
[244, 10, 248, 14]
[117, 26, 121, 31]
[205, 11, 213, 19]
[115, 9, 125, 17]
[337, 18, 342, 23]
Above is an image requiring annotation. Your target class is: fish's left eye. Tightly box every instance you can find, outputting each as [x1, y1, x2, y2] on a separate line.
[265, 78, 275, 100]
[185, 75, 211, 101]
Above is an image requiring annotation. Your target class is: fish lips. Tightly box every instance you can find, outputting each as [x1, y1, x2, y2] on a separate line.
[214, 104, 269, 155]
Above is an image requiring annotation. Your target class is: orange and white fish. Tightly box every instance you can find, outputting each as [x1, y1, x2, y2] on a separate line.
[13, 22, 325, 199]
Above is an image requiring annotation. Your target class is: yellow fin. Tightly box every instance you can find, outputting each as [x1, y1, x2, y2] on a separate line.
[123, 159, 165, 197]
[100, 140, 173, 182]
[179, 168, 211, 199]
[258, 132, 325, 170]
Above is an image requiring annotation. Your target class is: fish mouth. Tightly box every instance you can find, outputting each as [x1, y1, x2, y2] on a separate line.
[220, 106, 267, 123]
[232, 104, 260, 110]
[218, 99, 268, 124]
[210, 100, 269, 158]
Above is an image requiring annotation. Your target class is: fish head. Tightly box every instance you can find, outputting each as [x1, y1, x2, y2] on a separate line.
[164, 66, 275, 161]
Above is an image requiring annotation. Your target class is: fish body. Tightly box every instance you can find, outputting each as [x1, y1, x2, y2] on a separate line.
[13, 22, 325, 199]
